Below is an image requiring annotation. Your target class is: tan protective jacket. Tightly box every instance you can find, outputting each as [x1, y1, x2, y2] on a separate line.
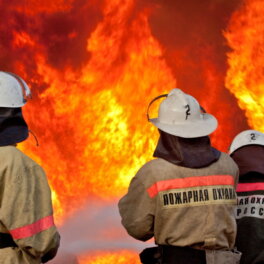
[0, 146, 60, 264]
[119, 153, 239, 250]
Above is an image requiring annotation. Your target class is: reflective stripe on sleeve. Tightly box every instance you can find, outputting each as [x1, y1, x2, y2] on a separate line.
[10, 215, 55, 239]
[147, 175, 235, 198]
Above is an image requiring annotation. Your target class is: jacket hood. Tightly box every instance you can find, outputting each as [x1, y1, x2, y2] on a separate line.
[153, 129, 220, 168]
[0, 108, 28, 146]
[231, 145, 264, 177]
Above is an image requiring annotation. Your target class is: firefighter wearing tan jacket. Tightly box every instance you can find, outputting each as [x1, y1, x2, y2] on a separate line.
[0, 71, 60, 263]
[118, 89, 241, 264]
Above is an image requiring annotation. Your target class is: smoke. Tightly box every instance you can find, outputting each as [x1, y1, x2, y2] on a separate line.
[49, 199, 150, 263]
[36, 0, 103, 70]
[0, 0, 103, 73]
[50, 253, 79, 264]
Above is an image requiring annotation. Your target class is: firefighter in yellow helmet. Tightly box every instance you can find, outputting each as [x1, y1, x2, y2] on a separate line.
[230, 130, 264, 264]
[0, 71, 60, 263]
[118, 89, 241, 264]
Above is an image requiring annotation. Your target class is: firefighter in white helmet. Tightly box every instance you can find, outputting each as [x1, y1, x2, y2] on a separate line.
[118, 88, 241, 264]
[230, 130, 264, 264]
[0, 71, 60, 263]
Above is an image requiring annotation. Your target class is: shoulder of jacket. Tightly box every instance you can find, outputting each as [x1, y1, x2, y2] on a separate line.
[216, 152, 239, 176]
[139, 158, 169, 171]
[219, 152, 238, 165]
[135, 158, 172, 180]
[0, 146, 41, 169]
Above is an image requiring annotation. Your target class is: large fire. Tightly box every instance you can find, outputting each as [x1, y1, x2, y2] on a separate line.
[1, 0, 262, 263]
[225, 0, 264, 131]
[17, 0, 176, 221]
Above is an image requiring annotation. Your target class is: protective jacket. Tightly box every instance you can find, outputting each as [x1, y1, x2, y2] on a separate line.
[232, 145, 264, 264]
[0, 146, 60, 264]
[118, 152, 239, 250]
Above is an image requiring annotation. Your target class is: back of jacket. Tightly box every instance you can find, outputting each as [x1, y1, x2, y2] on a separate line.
[0, 146, 60, 264]
[119, 152, 239, 250]
[236, 172, 264, 264]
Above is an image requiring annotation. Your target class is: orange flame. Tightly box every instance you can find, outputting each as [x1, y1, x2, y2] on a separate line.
[78, 250, 140, 264]
[225, 0, 264, 132]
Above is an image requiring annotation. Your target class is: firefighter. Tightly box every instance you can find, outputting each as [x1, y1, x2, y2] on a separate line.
[118, 88, 241, 264]
[0, 71, 60, 263]
[229, 129, 264, 264]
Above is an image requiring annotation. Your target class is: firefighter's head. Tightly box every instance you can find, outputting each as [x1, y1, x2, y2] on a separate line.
[229, 130, 264, 155]
[229, 130, 264, 177]
[147, 88, 218, 138]
[0, 71, 31, 146]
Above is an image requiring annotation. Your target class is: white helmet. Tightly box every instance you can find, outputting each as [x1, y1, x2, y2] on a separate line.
[229, 130, 264, 154]
[147, 88, 218, 138]
[0, 71, 31, 107]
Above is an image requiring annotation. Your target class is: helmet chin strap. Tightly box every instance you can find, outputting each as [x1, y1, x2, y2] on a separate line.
[28, 130, 39, 147]
[146, 94, 168, 121]
[146, 93, 206, 121]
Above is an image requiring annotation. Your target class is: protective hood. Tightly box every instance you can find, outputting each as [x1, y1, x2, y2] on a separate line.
[153, 129, 220, 168]
[0, 108, 28, 146]
[231, 145, 264, 177]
